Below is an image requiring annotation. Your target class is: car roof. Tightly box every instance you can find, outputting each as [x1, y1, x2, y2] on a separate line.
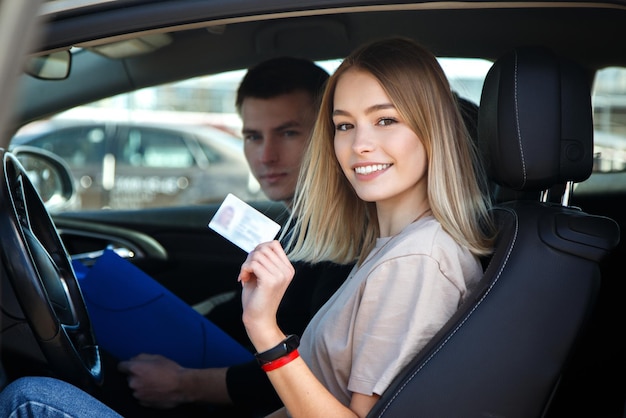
[12, 1, 626, 135]
[36, 0, 626, 66]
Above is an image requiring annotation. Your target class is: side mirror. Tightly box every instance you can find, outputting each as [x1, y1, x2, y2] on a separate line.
[11, 145, 76, 212]
[24, 50, 71, 80]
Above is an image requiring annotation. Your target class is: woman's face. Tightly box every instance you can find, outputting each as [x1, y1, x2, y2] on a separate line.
[332, 69, 428, 209]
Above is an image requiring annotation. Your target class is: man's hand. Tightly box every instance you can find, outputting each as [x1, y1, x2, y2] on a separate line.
[118, 354, 189, 409]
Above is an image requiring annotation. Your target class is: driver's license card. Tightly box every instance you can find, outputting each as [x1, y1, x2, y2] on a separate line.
[208, 193, 281, 253]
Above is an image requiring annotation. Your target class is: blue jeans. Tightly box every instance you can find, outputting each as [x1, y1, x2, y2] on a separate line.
[0, 377, 122, 418]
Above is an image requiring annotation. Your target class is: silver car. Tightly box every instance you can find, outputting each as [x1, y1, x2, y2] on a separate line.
[12, 119, 260, 210]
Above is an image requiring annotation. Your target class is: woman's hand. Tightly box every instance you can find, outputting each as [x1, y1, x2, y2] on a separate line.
[239, 240, 295, 351]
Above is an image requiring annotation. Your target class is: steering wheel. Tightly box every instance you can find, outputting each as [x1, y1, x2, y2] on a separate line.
[0, 149, 102, 389]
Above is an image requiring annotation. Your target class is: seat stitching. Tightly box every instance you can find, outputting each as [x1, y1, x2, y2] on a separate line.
[513, 51, 527, 188]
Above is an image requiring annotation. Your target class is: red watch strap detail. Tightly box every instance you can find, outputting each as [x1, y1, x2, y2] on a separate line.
[261, 349, 300, 372]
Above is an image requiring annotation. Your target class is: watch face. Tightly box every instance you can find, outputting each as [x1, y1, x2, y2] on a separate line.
[285, 334, 300, 350]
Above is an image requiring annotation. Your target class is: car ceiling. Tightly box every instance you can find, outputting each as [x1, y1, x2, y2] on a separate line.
[14, 0, 626, 131]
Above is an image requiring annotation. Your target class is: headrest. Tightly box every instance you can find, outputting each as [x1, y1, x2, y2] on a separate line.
[477, 47, 593, 192]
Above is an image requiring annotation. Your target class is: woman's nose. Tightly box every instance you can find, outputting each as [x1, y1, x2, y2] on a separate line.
[351, 126, 374, 154]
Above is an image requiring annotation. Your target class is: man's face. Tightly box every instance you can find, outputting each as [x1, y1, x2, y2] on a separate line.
[241, 90, 317, 206]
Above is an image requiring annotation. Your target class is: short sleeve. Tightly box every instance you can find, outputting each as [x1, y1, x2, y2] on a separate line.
[348, 254, 463, 396]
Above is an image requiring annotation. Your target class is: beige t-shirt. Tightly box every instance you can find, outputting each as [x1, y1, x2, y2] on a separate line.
[298, 216, 482, 406]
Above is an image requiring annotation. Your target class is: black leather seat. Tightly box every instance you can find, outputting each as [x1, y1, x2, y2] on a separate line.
[367, 47, 620, 418]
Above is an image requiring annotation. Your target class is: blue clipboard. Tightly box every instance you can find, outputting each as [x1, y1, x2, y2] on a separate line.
[74, 250, 253, 368]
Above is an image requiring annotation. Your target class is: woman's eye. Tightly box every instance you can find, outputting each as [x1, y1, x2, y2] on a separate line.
[377, 117, 397, 126]
[335, 123, 352, 131]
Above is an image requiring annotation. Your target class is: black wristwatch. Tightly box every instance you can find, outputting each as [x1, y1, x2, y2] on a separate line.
[255, 334, 300, 366]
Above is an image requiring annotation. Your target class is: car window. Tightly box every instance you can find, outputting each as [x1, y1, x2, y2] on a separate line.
[591, 67, 626, 173]
[119, 128, 194, 168]
[21, 125, 106, 167]
[438, 58, 492, 105]
[572, 67, 626, 196]
[196, 141, 223, 164]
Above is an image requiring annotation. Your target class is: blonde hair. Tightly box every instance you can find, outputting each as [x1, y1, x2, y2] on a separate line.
[283, 37, 494, 265]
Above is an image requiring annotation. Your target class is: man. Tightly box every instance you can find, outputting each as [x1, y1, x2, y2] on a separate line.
[239, 57, 322, 205]
[115, 57, 353, 417]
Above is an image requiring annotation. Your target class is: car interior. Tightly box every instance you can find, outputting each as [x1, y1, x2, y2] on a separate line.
[1, 1, 625, 417]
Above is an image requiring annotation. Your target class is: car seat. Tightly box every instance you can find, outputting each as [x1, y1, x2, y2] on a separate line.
[367, 47, 620, 417]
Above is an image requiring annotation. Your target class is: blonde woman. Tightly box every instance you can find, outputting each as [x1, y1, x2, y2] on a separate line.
[239, 37, 494, 418]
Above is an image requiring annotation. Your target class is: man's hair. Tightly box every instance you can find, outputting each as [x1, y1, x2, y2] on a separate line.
[236, 57, 330, 112]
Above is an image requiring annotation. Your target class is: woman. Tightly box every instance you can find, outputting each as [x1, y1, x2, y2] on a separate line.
[0, 37, 493, 418]
[239, 37, 494, 418]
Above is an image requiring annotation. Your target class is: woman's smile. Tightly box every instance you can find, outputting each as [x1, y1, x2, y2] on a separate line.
[353, 163, 392, 176]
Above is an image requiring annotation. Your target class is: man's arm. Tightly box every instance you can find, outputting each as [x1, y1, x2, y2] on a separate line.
[117, 353, 284, 414]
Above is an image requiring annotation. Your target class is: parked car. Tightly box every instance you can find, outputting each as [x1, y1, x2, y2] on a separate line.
[12, 119, 260, 210]
[0, 1, 625, 418]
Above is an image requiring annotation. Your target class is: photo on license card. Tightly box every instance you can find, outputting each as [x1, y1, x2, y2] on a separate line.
[208, 193, 281, 253]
